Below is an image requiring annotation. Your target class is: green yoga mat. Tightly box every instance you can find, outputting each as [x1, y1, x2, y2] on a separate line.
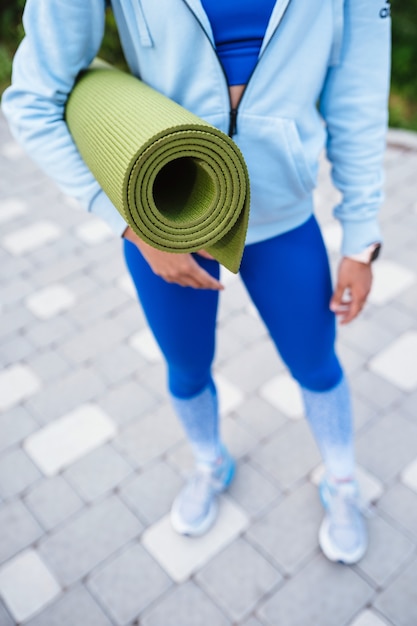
[65, 63, 250, 273]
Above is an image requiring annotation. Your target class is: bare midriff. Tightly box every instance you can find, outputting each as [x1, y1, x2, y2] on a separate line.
[229, 84, 246, 109]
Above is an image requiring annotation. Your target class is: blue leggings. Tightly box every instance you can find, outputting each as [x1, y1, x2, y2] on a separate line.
[123, 215, 343, 399]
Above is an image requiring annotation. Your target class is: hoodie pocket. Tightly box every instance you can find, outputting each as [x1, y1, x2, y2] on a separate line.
[235, 113, 316, 218]
[123, 0, 153, 47]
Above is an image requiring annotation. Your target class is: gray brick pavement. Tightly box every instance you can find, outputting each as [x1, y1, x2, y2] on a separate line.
[1, 108, 417, 624]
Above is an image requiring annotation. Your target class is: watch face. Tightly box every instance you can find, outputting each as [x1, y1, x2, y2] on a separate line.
[371, 243, 382, 262]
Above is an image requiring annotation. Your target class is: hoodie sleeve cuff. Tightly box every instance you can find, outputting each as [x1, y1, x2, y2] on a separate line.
[340, 217, 383, 257]
[89, 190, 127, 237]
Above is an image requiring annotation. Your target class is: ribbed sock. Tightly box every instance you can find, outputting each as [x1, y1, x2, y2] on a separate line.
[170, 381, 221, 465]
[301, 375, 355, 480]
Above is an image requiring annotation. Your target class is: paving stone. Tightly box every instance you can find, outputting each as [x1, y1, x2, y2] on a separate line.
[25, 284, 76, 320]
[218, 339, 279, 395]
[216, 374, 245, 416]
[113, 404, 184, 469]
[196, 538, 282, 622]
[129, 327, 164, 363]
[119, 462, 183, 525]
[260, 373, 304, 419]
[251, 421, 321, 489]
[374, 557, 417, 626]
[141, 581, 231, 626]
[0, 332, 37, 366]
[0, 306, 34, 341]
[338, 318, 394, 359]
[24, 476, 84, 531]
[369, 331, 417, 391]
[0, 363, 41, 411]
[222, 309, 268, 348]
[350, 369, 405, 412]
[0, 447, 42, 499]
[0, 405, 38, 453]
[117, 272, 137, 298]
[38, 495, 143, 586]
[0, 549, 61, 623]
[349, 609, 390, 626]
[222, 416, 260, 459]
[1, 220, 61, 255]
[368, 302, 417, 336]
[60, 318, 128, 364]
[142, 497, 249, 583]
[0, 196, 27, 224]
[0, 602, 14, 626]
[400, 389, 417, 425]
[25, 315, 77, 349]
[356, 413, 417, 482]
[235, 394, 287, 439]
[401, 457, 417, 493]
[247, 482, 322, 574]
[377, 483, 417, 541]
[0, 500, 43, 564]
[351, 393, 379, 433]
[258, 555, 373, 626]
[75, 219, 113, 245]
[1, 275, 36, 307]
[93, 344, 144, 386]
[69, 286, 129, 327]
[369, 260, 416, 306]
[99, 380, 160, 428]
[26, 585, 113, 626]
[336, 340, 366, 376]
[24, 403, 117, 476]
[228, 461, 281, 518]
[26, 368, 106, 424]
[354, 513, 414, 588]
[26, 349, 71, 383]
[88, 543, 171, 624]
[64, 444, 132, 502]
[34, 253, 88, 284]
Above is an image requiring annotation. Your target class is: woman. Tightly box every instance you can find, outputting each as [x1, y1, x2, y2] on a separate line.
[2, 0, 390, 564]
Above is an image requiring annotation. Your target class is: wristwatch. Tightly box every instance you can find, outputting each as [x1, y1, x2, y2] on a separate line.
[346, 242, 381, 264]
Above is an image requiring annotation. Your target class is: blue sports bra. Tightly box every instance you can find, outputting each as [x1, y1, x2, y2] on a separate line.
[201, 0, 276, 85]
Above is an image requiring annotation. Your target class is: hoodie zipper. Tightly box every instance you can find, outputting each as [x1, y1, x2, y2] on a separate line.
[181, 1, 291, 137]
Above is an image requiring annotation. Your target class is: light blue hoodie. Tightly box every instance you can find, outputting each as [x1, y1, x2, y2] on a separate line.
[1, 0, 391, 255]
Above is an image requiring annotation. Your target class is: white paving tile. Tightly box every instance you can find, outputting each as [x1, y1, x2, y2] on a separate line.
[0, 197, 28, 224]
[2, 141, 25, 160]
[401, 457, 417, 494]
[117, 274, 137, 298]
[24, 404, 117, 476]
[0, 549, 61, 623]
[369, 331, 417, 391]
[142, 496, 249, 582]
[348, 609, 389, 626]
[75, 219, 113, 245]
[0, 364, 41, 412]
[2, 221, 61, 256]
[369, 260, 416, 306]
[220, 265, 240, 286]
[311, 464, 384, 504]
[322, 221, 342, 253]
[129, 328, 163, 363]
[216, 374, 245, 416]
[260, 373, 304, 419]
[25, 285, 76, 320]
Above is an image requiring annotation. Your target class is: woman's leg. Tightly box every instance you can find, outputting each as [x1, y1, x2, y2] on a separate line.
[239, 217, 365, 562]
[123, 239, 221, 462]
[123, 240, 234, 535]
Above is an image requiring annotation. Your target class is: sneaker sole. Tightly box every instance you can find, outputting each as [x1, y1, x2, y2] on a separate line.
[319, 518, 367, 565]
[170, 458, 236, 537]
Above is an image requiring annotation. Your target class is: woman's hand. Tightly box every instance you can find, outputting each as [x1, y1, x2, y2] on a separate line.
[123, 226, 224, 290]
[330, 257, 373, 324]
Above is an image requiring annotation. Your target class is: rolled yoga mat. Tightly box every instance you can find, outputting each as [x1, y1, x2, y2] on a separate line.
[65, 63, 250, 273]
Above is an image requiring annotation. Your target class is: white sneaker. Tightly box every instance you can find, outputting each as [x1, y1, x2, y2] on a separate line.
[319, 478, 368, 564]
[170, 448, 235, 536]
